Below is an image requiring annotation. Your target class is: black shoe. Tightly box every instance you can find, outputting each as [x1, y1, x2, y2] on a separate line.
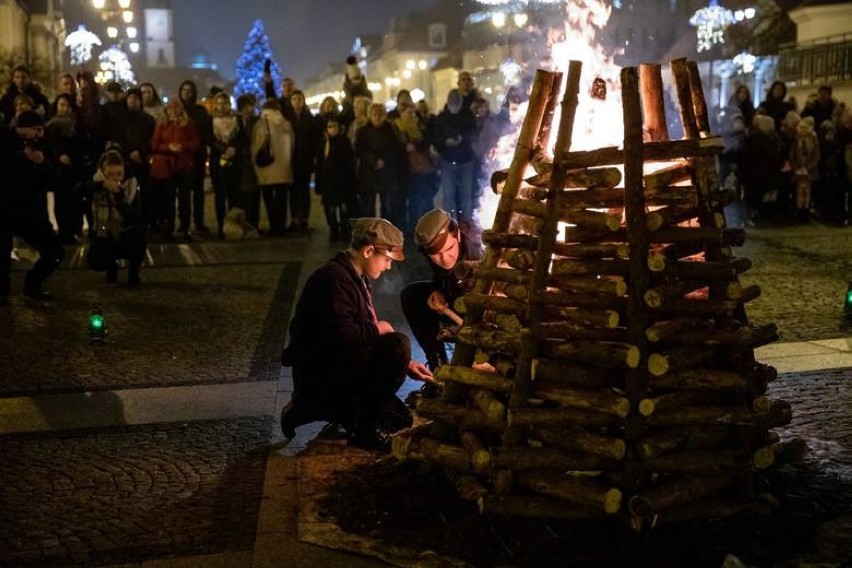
[377, 396, 413, 434]
[127, 272, 141, 287]
[347, 428, 390, 451]
[280, 394, 315, 439]
[23, 287, 53, 301]
[194, 224, 211, 235]
[105, 266, 118, 284]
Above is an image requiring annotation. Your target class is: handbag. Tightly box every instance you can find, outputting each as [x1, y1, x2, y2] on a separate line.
[148, 153, 174, 180]
[254, 118, 274, 167]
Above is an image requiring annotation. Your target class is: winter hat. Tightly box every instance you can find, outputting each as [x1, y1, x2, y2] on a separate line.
[800, 116, 815, 130]
[15, 110, 44, 128]
[351, 218, 405, 261]
[126, 87, 142, 101]
[345, 56, 362, 81]
[104, 80, 123, 94]
[447, 89, 463, 107]
[415, 209, 454, 254]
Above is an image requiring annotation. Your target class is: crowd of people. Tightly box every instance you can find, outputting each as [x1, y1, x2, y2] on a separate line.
[719, 81, 851, 227]
[0, 61, 525, 304]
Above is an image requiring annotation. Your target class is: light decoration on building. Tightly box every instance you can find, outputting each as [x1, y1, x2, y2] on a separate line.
[689, 0, 734, 52]
[65, 25, 102, 65]
[732, 51, 756, 74]
[96, 45, 135, 85]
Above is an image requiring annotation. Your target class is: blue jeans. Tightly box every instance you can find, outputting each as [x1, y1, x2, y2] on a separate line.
[440, 159, 475, 223]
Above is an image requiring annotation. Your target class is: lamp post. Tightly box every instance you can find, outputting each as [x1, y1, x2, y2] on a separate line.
[90, 0, 138, 84]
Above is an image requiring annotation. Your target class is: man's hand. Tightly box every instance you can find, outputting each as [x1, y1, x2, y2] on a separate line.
[59, 154, 71, 166]
[374, 158, 385, 170]
[225, 147, 236, 159]
[407, 360, 434, 382]
[427, 290, 449, 313]
[129, 150, 142, 164]
[376, 320, 395, 335]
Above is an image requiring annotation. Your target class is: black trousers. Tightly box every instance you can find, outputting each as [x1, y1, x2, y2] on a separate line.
[400, 281, 452, 369]
[0, 215, 65, 297]
[261, 183, 291, 234]
[290, 169, 311, 229]
[86, 230, 147, 277]
[190, 155, 207, 228]
[292, 332, 410, 429]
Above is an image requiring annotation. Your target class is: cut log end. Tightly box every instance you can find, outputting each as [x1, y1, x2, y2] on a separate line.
[626, 345, 641, 369]
[648, 353, 669, 376]
[604, 488, 624, 514]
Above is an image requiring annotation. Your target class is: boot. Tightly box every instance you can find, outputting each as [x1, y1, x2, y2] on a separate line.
[280, 393, 316, 439]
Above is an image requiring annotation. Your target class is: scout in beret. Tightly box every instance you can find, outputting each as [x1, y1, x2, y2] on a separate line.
[401, 209, 482, 383]
[279, 218, 433, 449]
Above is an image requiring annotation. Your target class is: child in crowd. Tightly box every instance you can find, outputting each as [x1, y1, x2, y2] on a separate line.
[86, 150, 147, 286]
[316, 115, 357, 242]
[789, 116, 820, 222]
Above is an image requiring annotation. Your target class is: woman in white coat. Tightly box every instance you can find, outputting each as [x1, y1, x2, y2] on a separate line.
[252, 99, 294, 235]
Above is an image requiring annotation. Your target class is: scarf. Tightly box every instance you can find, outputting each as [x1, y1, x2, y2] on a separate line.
[394, 116, 422, 143]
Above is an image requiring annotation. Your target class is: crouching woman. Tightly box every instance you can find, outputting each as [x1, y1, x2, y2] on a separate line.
[86, 150, 147, 286]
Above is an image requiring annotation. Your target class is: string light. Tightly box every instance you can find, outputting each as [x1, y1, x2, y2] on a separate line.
[97, 45, 135, 85]
[689, 0, 734, 52]
[732, 51, 756, 74]
[65, 25, 102, 65]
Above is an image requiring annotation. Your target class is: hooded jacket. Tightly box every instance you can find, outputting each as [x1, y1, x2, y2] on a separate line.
[178, 80, 213, 152]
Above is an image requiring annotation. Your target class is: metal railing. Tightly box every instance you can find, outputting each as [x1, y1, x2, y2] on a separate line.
[777, 34, 852, 86]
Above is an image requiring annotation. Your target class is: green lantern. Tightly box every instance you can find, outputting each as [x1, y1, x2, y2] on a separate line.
[89, 304, 107, 341]
[845, 282, 852, 318]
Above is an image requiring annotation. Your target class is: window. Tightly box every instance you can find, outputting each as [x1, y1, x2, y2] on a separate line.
[429, 24, 447, 49]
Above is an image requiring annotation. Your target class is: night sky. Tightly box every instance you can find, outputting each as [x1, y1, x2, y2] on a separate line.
[174, 0, 429, 84]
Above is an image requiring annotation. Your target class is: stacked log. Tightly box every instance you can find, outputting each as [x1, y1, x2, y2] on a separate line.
[392, 60, 800, 525]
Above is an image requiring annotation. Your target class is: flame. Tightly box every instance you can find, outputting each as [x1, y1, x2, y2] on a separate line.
[476, 0, 625, 230]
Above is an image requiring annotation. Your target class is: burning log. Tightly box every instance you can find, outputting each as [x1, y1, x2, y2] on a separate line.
[557, 186, 696, 209]
[529, 425, 627, 460]
[687, 60, 712, 136]
[646, 205, 699, 232]
[639, 63, 669, 142]
[533, 290, 629, 312]
[655, 285, 761, 317]
[666, 324, 779, 348]
[645, 318, 704, 342]
[524, 166, 622, 189]
[542, 306, 620, 328]
[481, 231, 539, 249]
[553, 242, 630, 259]
[644, 162, 692, 189]
[516, 471, 623, 514]
[532, 384, 630, 417]
[555, 137, 724, 170]
[434, 365, 514, 392]
[644, 281, 743, 309]
[628, 475, 731, 517]
[671, 58, 699, 140]
[549, 275, 627, 296]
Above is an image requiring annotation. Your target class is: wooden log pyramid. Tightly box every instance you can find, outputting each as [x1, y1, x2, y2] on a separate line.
[393, 59, 804, 524]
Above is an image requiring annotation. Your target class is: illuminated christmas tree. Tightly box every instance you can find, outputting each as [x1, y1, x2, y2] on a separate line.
[234, 19, 283, 101]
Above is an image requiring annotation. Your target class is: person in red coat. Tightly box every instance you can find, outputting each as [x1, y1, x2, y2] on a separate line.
[149, 99, 200, 239]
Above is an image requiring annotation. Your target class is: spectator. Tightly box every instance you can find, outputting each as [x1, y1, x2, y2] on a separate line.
[757, 81, 793, 131]
[740, 114, 784, 224]
[815, 118, 844, 224]
[394, 101, 438, 232]
[232, 95, 260, 229]
[719, 92, 747, 191]
[122, 88, 156, 229]
[0, 65, 50, 123]
[347, 95, 371, 147]
[178, 80, 213, 234]
[50, 74, 81, 121]
[9, 94, 34, 127]
[149, 99, 200, 240]
[210, 91, 239, 238]
[802, 85, 839, 131]
[139, 82, 164, 121]
[387, 89, 412, 121]
[316, 115, 358, 242]
[252, 99, 294, 235]
[356, 103, 404, 224]
[45, 93, 83, 243]
[318, 96, 340, 127]
[434, 89, 476, 225]
[789, 116, 820, 222]
[86, 150, 146, 286]
[0, 111, 65, 304]
[284, 90, 320, 233]
[101, 81, 127, 148]
[456, 71, 481, 112]
[732, 84, 755, 128]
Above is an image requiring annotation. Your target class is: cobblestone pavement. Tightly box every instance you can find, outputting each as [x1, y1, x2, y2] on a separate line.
[0, 417, 271, 566]
[739, 224, 851, 341]
[0, 208, 847, 566]
[0, 261, 300, 396]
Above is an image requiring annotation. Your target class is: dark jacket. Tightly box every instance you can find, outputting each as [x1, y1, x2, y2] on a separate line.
[316, 134, 357, 206]
[123, 109, 156, 165]
[101, 100, 127, 148]
[179, 80, 213, 153]
[434, 108, 476, 164]
[355, 121, 403, 194]
[0, 82, 50, 124]
[7, 136, 56, 218]
[283, 107, 320, 175]
[424, 229, 481, 306]
[285, 251, 379, 371]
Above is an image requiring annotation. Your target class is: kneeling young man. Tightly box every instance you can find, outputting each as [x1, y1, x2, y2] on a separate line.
[281, 218, 433, 447]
